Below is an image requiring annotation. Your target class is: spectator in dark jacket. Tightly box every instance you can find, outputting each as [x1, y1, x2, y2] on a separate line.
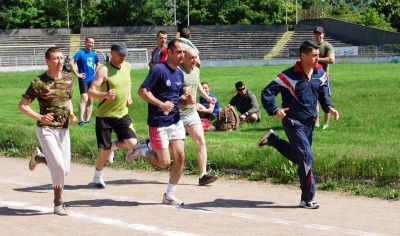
[228, 81, 261, 123]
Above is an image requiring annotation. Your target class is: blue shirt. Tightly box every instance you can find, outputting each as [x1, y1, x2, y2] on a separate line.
[72, 49, 99, 82]
[141, 62, 184, 127]
[261, 61, 333, 121]
[199, 92, 219, 117]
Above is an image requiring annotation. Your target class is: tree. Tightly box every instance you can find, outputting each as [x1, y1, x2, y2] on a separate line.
[0, 0, 38, 29]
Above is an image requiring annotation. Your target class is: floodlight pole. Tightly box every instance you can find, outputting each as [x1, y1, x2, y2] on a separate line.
[187, 0, 190, 27]
[66, 0, 69, 28]
[296, 0, 299, 25]
[174, 0, 176, 26]
[285, 0, 288, 25]
[80, 0, 83, 28]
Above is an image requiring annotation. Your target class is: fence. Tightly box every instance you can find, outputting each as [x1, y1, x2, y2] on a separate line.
[1, 45, 400, 67]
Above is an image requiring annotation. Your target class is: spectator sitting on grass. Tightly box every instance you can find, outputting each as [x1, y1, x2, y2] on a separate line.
[197, 82, 219, 121]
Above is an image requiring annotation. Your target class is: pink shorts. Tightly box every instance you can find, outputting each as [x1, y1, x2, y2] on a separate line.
[148, 121, 185, 150]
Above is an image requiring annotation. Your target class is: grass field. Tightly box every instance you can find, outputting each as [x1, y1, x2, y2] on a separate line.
[0, 62, 399, 200]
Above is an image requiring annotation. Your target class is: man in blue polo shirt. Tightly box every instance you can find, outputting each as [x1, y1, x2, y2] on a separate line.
[69, 36, 100, 126]
[132, 39, 190, 206]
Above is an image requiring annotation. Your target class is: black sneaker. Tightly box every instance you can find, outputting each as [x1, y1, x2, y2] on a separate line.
[199, 174, 218, 186]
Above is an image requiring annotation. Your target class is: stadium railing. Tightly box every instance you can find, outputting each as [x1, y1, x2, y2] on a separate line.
[1, 45, 399, 67]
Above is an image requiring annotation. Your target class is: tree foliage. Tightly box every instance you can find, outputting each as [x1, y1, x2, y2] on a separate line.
[0, 0, 398, 33]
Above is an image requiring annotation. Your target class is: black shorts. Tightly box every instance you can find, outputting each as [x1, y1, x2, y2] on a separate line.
[78, 80, 92, 94]
[95, 115, 137, 150]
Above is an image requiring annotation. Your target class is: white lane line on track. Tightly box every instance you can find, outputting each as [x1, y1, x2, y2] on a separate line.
[0, 178, 387, 236]
[0, 199, 197, 236]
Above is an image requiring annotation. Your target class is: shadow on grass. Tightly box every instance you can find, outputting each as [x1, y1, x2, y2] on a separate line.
[183, 198, 299, 210]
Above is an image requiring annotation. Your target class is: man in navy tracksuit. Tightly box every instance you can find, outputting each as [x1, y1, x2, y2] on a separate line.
[257, 40, 340, 209]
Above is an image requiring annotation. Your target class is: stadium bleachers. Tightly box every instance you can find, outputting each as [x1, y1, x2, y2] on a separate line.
[0, 35, 71, 56]
[78, 31, 285, 61]
[0, 26, 393, 67]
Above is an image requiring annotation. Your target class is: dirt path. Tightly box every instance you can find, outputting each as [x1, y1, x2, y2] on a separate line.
[0, 156, 398, 236]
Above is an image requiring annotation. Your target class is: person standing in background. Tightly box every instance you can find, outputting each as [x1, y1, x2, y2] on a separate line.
[149, 30, 168, 71]
[69, 36, 101, 126]
[313, 26, 335, 129]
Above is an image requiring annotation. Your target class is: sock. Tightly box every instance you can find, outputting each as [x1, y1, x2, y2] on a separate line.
[166, 183, 176, 196]
[36, 156, 47, 165]
[94, 168, 103, 177]
[111, 140, 118, 151]
[53, 185, 63, 206]
[139, 147, 150, 156]
[199, 173, 207, 179]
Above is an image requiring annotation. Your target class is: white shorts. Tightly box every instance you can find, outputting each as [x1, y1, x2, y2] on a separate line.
[148, 121, 185, 150]
[36, 127, 71, 187]
[180, 112, 201, 128]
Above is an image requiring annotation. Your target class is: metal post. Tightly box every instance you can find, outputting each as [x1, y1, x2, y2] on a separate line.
[187, 0, 190, 27]
[285, 0, 288, 25]
[80, 0, 83, 28]
[296, 0, 298, 25]
[174, 0, 176, 26]
[66, 0, 69, 28]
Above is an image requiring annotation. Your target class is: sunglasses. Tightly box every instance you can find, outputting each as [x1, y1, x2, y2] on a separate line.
[236, 87, 246, 91]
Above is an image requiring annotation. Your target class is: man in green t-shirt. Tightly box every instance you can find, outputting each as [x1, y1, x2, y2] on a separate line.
[313, 26, 335, 130]
[178, 47, 218, 186]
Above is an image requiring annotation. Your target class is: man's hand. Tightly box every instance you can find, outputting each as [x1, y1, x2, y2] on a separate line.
[40, 113, 54, 124]
[161, 100, 174, 113]
[106, 89, 116, 99]
[274, 108, 289, 120]
[126, 96, 133, 106]
[207, 97, 216, 104]
[328, 107, 340, 121]
[77, 73, 86, 79]
[69, 114, 77, 124]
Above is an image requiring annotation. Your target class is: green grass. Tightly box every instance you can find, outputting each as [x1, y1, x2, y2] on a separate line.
[1, 63, 399, 200]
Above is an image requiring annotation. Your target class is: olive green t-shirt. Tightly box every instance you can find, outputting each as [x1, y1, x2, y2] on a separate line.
[318, 41, 334, 74]
[96, 61, 131, 118]
[178, 64, 199, 116]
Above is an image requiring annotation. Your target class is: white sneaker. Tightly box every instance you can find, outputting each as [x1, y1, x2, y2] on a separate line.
[299, 200, 320, 209]
[107, 140, 118, 164]
[54, 204, 69, 215]
[257, 129, 274, 148]
[29, 147, 41, 171]
[126, 140, 147, 162]
[93, 169, 106, 188]
[162, 193, 184, 206]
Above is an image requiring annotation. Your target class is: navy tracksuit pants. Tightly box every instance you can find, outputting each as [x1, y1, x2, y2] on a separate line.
[268, 116, 316, 202]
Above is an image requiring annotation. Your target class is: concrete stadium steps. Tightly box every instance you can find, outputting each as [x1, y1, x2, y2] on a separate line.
[190, 31, 284, 60]
[80, 33, 156, 51]
[281, 30, 357, 56]
[69, 34, 81, 56]
[0, 35, 70, 57]
[264, 31, 294, 59]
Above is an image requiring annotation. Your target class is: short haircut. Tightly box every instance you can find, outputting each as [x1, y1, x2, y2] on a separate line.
[235, 81, 245, 89]
[157, 30, 167, 36]
[201, 82, 209, 86]
[179, 28, 191, 39]
[85, 36, 95, 42]
[299, 40, 319, 56]
[167, 38, 184, 51]
[45, 47, 62, 59]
